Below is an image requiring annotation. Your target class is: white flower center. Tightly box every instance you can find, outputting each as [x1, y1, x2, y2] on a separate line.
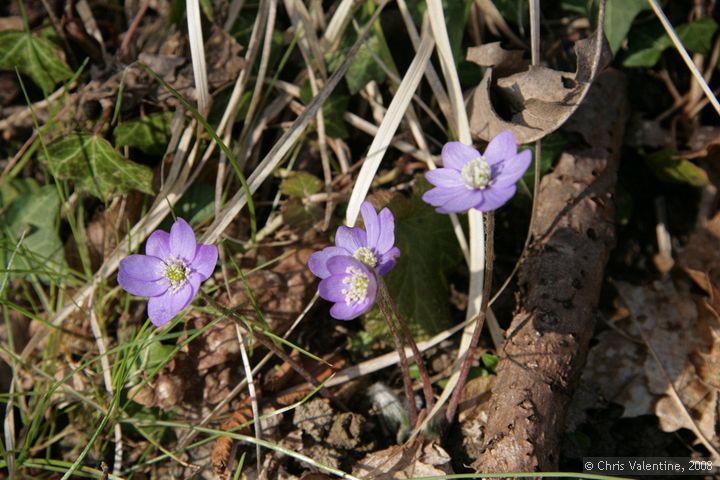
[163, 257, 190, 292]
[341, 266, 369, 306]
[461, 156, 492, 189]
[353, 247, 378, 268]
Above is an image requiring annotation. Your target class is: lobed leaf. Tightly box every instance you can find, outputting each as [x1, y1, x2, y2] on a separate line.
[114, 112, 174, 155]
[0, 30, 72, 93]
[40, 132, 154, 200]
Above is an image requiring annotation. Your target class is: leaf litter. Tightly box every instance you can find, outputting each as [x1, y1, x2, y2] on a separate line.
[4, 0, 720, 478]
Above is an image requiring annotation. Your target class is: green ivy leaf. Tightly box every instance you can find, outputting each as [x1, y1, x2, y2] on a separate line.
[40, 132, 154, 200]
[604, 0, 649, 54]
[0, 183, 67, 282]
[114, 112, 174, 155]
[645, 149, 709, 187]
[365, 182, 463, 339]
[0, 30, 72, 93]
[280, 172, 323, 198]
[624, 18, 719, 68]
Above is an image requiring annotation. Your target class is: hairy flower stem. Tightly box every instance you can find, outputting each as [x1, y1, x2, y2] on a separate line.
[200, 291, 347, 411]
[376, 282, 418, 428]
[445, 213, 495, 424]
[377, 279, 435, 412]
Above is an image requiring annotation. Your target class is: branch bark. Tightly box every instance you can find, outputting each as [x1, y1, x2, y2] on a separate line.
[472, 69, 628, 472]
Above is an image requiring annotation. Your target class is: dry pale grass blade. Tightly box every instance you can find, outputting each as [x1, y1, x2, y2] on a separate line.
[88, 289, 123, 476]
[647, 0, 720, 118]
[323, 0, 356, 46]
[396, 0, 454, 134]
[224, 0, 247, 31]
[202, 3, 389, 243]
[75, 0, 107, 58]
[284, 0, 327, 78]
[345, 23, 435, 226]
[475, 0, 527, 49]
[235, 323, 263, 475]
[427, 0, 471, 144]
[216, 0, 274, 214]
[186, 0, 210, 115]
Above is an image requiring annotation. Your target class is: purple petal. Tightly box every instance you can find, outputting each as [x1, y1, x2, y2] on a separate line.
[483, 131, 517, 165]
[335, 226, 366, 253]
[191, 244, 218, 280]
[329, 302, 364, 320]
[435, 189, 485, 214]
[119, 254, 165, 281]
[377, 246, 401, 276]
[308, 246, 347, 279]
[146, 230, 171, 259]
[425, 168, 465, 188]
[477, 185, 517, 211]
[441, 142, 479, 170]
[318, 275, 351, 302]
[169, 217, 197, 262]
[326, 255, 369, 276]
[118, 270, 169, 297]
[147, 282, 196, 326]
[422, 186, 464, 207]
[360, 202, 380, 248]
[328, 277, 377, 320]
[376, 208, 396, 253]
[492, 150, 532, 188]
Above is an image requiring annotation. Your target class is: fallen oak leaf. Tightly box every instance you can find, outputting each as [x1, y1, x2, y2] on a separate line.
[467, 3, 611, 144]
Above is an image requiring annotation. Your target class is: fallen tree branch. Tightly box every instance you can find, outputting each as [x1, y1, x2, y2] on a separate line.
[473, 69, 628, 472]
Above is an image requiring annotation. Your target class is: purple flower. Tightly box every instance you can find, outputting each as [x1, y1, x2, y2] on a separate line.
[308, 201, 400, 279]
[308, 201, 400, 320]
[317, 256, 378, 320]
[118, 217, 218, 326]
[422, 131, 532, 213]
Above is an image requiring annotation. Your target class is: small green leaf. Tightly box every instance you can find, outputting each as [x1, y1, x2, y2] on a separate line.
[645, 149, 709, 187]
[0, 30, 72, 93]
[280, 172, 323, 198]
[604, 0, 649, 54]
[114, 112, 174, 155]
[40, 132, 154, 200]
[365, 182, 464, 339]
[0, 184, 67, 281]
[481, 352, 499, 373]
[624, 18, 719, 68]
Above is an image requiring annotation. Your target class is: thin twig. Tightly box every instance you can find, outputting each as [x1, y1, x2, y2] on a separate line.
[377, 279, 435, 412]
[376, 282, 418, 427]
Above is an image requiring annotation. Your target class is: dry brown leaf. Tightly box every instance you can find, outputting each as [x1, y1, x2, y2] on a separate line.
[616, 280, 719, 443]
[352, 441, 453, 479]
[678, 212, 720, 290]
[467, 29, 611, 144]
[582, 327, 654, 418]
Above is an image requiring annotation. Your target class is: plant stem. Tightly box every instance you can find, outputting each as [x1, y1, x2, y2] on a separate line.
[377, 278, 435, 412]
[376, 281, 418, 428]
[445, 212, 495, 423]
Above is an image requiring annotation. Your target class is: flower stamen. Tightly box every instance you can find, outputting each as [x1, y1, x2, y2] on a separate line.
[461, 156, 492, 189]
[340, 266, 370, 306]
[353, 246, 378, 268]
[163, 257, 190, 292]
